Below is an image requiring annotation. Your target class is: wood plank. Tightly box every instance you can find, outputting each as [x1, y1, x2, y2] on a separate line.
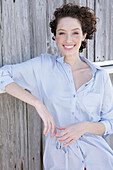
[95, 0, 113, 61]
[29, 0, 47, 57]
[94, 60, 113, 66]
[28, 0, 47, 169]
[0, 0, 31, 169]
[0, 0, 2, 67]
[2, 0, 31, 64]
[0, 94, 29, 170]
[87, 0, 95, 61]
[109, 1, 113, 60]
[95, 0, 105, 61]
[104, 0, 110, 61]
[46, 0, 65, 56]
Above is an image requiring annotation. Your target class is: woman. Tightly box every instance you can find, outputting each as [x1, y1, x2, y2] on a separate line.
[0, 3, 113, 170]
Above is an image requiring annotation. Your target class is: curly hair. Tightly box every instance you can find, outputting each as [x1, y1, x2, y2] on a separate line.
[49, 3, 98, 52]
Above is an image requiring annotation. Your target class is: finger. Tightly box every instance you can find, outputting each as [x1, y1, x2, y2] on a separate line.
[63, 139, 74, 147]
[58, 137, 71, 143]
[51, 121, 56, 138]
[45, 120, 51, 136]
[55, 130, 67, 138]
[43, 122, 48, 135]
[54, 127, 57, 135]
[56, 127, 65, 130]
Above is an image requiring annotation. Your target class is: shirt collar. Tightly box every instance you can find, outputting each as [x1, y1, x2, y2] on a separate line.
[56, 53, 102, 76]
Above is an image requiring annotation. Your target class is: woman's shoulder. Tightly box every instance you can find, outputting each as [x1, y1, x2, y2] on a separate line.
[92, 62, 110, 83]
[31, 53, 57, 65]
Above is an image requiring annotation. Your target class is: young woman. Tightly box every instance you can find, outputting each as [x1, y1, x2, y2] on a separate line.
[0, 3, 113, 170]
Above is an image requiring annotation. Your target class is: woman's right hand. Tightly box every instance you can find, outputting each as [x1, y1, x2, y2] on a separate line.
[4, 82, 56, 137]
[34, 100, 56, 138]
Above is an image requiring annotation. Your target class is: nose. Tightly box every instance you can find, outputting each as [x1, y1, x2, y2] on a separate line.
[66, 34, 73, 43]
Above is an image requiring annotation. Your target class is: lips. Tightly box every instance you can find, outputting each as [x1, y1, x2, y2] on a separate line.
[63, 44, 76, 50]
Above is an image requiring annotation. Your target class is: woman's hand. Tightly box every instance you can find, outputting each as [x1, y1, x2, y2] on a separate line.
[55, 122, 86, 147]
[4, 82, 56, 137]
[34, 100, 56, 138]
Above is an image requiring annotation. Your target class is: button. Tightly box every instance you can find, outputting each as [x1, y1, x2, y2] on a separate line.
[72, 112, 74, 115]
[73, 94, 76, 97]
[77, 146, 79, 148]
[85, 84, 88, 87]
[82, 160, 84, 163]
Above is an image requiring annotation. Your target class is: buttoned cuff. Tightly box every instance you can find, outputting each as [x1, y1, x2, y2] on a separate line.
[0, 77, 14, 91]
[100, 120, 113, 138]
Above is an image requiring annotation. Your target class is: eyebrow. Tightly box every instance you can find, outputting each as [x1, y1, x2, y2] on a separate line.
[57, 28, 80, 31]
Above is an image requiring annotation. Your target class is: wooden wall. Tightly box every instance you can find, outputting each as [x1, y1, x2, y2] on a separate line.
[0, 0, 113, 169]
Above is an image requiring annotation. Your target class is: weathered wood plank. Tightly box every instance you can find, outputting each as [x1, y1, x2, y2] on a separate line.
[95, 0, 105, 61]
[95, 0, 113, 62]
[109, 1, 113, 60]
[2, 0, 31, 64]
[87, 0, 95, 61]
[46, 0, 65, 56]
[0, 0, 31, 169]
[28, 0, 47, 170]
[27, 106, 42, 170]
[29, 0, 47, 57]
[0, 0, 2, 67]
[0, 94, 29, 170]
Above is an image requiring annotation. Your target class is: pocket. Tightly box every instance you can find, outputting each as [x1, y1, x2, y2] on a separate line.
[82, 93, 100, 107]
[78, 93, 101, 115]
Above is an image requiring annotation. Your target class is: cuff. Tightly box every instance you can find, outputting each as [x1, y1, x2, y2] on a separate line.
[100, 120, 113, 138]
[0, 77, 14, 91]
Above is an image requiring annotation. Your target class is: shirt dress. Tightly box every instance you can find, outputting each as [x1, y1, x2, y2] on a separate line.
[0, 53, 113, 170]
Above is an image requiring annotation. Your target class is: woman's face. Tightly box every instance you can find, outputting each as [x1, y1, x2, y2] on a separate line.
[54, 17, 86, 57]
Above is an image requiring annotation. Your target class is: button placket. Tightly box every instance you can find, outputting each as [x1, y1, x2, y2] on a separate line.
[71, 94, 77, 116]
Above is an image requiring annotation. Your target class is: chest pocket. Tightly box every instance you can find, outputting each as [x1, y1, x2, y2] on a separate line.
[78, 93, 101, 115]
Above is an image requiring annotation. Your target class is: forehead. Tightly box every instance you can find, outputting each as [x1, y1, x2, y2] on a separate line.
[57, 17, 82, 30]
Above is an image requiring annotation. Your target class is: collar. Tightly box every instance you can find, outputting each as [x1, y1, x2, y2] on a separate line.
[56, 53, 102, 76]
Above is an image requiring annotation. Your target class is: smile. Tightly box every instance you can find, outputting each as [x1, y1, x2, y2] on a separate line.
[63, 44, 76, 50]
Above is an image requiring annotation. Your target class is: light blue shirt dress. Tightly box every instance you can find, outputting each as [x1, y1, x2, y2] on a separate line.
[0, 53, 113, 170]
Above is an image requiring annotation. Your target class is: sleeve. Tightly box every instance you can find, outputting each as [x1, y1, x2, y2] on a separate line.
[100, 71, 113, 138]
[0, 56, 42, 94]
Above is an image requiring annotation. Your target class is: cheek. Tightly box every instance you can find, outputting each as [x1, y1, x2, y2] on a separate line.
[73, 35, 82, 41]
[56, 37, 65, 45]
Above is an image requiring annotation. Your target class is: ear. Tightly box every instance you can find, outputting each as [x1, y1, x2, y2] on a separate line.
[82, 33, 87, 41]
[52, 36, 56, 41]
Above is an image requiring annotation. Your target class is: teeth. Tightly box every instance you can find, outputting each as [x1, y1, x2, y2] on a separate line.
[64, 45, 74, 48]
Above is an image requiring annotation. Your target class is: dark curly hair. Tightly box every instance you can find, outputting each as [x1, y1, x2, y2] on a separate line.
[49, 3, 98, 52]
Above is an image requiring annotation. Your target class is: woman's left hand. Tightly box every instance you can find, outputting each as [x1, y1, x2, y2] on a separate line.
[55, 122, 86, 147]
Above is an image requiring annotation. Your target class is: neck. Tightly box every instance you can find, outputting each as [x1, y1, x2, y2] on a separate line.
[63, 53, 83, 71]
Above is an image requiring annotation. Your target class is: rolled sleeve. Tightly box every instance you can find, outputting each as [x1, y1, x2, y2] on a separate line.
[100, 71, 113, 138]
[0, 56, 42, 93]
[100, 120, 113, 138]
[0, 67, 15, 91]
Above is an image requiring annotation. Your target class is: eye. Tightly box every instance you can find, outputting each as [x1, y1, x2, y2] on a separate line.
[59, 32, 65, 35]
[73, 32, 79, 35]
